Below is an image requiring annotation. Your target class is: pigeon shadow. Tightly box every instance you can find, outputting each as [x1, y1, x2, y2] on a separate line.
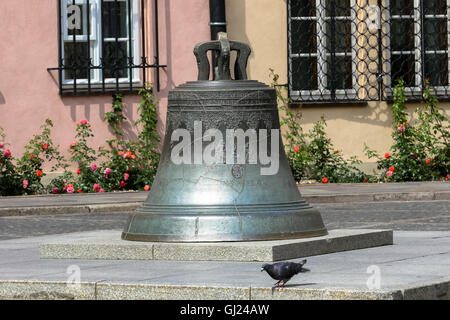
[271, 282, 317, 294]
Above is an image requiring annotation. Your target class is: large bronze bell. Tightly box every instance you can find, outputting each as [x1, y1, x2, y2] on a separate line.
[122, 38, 328, 242]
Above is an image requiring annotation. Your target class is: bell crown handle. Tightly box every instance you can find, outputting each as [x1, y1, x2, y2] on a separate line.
[194, 38, 251, 81]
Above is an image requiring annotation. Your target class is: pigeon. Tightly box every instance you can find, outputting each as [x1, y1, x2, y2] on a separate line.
[261, 259, 309, 288]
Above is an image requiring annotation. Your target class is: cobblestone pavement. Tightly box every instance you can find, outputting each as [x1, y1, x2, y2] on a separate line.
[0, 200, 448, 240]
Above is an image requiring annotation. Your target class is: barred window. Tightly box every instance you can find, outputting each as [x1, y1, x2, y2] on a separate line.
[289, 0, 359, 102]
[288, 0, 450, 103]
[49, 0, 165, 96]
[386, 0, 450, 99]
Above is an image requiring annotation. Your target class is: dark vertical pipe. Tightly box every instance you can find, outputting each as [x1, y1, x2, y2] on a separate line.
[57, 0, 63, 95]
[209, 0, 227, 40]
[209, 0, 226, 80]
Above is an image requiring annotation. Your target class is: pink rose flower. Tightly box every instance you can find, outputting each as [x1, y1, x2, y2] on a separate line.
[397, 125, 405, 133]
[90, 163, 97, 171]
[4, 149, 11, 158]
[23, 180, 29, 188]
[99, 188, 105, 193]
[386, 171, 393, 177]
[124, 173, 130, 181]
[120, 181, 127, 188]
[67, 187, 75, 194]
[104, 168, 111, 176]
[52, 187, 59, 194]
[93, 184, 101, 192]
[80, 119, 88, 125]
[0, 142, 4, 149]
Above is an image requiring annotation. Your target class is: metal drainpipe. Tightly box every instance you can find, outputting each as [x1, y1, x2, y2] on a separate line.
[209, 0, 227, 79]
[209, 0, 227, 40]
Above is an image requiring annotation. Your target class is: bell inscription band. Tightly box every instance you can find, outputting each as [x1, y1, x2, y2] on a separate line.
[122, 38, 328, 242]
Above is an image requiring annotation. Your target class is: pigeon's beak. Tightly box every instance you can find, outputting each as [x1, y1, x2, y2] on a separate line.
[260, 268, 264, 272]
[300, 267, 310, 273]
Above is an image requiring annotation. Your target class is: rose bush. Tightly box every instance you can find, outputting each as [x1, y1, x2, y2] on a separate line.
[1, 84, 160, 196]
[365, 79, 449, 182]
[1, 120, 68, 196]
[271, 69, 373, 183]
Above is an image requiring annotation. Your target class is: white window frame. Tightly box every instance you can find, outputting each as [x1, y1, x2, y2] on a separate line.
[385, 0, 450, 96]
[61, 0, 141, 86]
[289, 0, 358, 101]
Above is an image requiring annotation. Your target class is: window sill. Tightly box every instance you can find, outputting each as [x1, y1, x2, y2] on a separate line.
[288, 101, 369, 108]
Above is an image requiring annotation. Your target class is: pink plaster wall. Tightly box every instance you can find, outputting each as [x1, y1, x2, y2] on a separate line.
[0, 0, 210, 171]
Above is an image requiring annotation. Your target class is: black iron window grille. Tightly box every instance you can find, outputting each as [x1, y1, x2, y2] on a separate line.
[49, 0, 165, 96]
[288, 0, 450, 103]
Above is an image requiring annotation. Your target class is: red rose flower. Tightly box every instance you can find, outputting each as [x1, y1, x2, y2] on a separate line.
[4, 149, 11, 158]
[426, 158, 431, 164]
[124, 151, 132, 159]
[144, 185, 150, 191]
[42, 143, 49, 150]
[36, 170, 43, 177]
[80, 119, 88, 125]
[120, 181, 127, 188]
[76, 168, 81, 175]
[384, 153, 390, 159]
[294, 146, 300, 153]
[389, 166, 395, 172]
[322, 177, 328, 184]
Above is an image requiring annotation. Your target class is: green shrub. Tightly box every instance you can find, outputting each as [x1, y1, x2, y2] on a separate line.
[270, 69, 372, 183]
[62, 83, 161, 193]
[364, 79, 449, 181]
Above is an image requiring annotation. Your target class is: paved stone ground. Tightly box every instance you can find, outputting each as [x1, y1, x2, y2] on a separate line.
[0, 200, 448, 240]
[319, 200, 450, 231]
[0, 199, 449, 299]
[0, 230, 449, 300]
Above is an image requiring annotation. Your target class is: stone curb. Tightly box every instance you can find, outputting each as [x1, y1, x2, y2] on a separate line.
[305, 191, 450, 204]
[0, 191, 449, 217]
[395, 277, 450, 300]
[1, 279, 448, 300]
[0, 203, 142, 217]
